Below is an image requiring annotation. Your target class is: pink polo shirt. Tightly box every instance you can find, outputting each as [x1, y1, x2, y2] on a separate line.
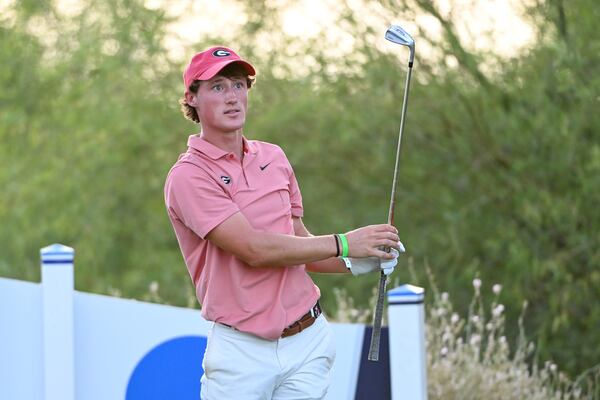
[164, 134, 320, 340]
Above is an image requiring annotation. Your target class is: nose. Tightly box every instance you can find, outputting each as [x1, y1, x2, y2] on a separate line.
[225, 86, 238, 104]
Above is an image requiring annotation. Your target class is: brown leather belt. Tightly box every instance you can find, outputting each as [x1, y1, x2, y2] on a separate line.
[219, 301, 323, 338]
[281, 301, 322, 338]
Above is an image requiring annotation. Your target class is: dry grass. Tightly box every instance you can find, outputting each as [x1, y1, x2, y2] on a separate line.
[425, 277, 598, 399]
[333, 271, 599, 399]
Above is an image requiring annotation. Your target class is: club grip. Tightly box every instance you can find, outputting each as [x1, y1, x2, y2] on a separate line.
[368, 272, 388, 361]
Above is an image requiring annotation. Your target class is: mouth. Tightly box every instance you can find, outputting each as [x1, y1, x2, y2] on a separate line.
[224, 108, 242, 115]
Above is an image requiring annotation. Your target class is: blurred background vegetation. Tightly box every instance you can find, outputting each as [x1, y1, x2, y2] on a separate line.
[1, 0, 598, 379]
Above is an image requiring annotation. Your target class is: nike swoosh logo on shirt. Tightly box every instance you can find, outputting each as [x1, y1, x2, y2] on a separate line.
[260, 162, 271, 171]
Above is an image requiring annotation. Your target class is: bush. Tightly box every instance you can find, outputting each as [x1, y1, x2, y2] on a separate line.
[334, 272, 600, 399]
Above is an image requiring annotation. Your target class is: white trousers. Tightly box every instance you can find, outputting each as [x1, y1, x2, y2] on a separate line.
[200, 315, 336, 400]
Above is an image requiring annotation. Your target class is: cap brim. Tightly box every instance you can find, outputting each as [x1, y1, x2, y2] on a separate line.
[197, 60, 256, 81]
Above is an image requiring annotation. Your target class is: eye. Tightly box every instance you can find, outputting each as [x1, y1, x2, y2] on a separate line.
[212, 84, 223, 92]
[233, 81, 245, 89]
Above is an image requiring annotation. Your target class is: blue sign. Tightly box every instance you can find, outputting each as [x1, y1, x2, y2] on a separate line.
[126, 336, 208, 399]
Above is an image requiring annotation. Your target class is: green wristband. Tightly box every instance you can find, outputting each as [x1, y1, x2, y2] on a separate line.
[339, 233, 349, 257]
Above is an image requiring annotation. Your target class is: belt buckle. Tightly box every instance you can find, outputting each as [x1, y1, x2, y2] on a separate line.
[309, 301, 322, 318]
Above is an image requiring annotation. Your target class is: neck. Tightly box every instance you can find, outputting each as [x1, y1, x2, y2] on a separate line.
[200, 129, 244, 159]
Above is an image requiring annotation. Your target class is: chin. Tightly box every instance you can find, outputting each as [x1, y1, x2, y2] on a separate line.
[225, 121, 245, 132]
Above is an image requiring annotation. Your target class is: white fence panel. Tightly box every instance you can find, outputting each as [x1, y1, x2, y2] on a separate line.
[73, 291, 211, 400]
[0, 278, 44, 400]
[0, 243, 426, 400]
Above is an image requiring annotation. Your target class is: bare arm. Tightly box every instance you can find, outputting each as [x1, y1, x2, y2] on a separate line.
[293, 217, 350, 274]
[206, 212, 399, 268]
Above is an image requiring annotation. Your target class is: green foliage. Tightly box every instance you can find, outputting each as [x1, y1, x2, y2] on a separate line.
[0, 0, 189, 293]
[1, 0, 598, 378]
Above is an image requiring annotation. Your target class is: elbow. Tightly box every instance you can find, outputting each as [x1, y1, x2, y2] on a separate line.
[247, 258, 270, 268]
[249, 255, 286, 269]
[232, 233, 282, 268]
[249, 254, 280, 268]
[241, 242, 271, 268]
[245, 253, 266, 268]
[245, 254, 273, 268]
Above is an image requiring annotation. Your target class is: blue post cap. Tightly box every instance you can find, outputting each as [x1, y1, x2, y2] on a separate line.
[40, 243, 75, 265]
[388, 284, 425, 305]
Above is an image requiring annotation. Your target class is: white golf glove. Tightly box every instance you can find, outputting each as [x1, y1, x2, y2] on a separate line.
[342, 242, 405, 276]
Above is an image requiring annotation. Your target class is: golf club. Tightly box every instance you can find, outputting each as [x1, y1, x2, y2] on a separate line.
[368, 24, 415, 362]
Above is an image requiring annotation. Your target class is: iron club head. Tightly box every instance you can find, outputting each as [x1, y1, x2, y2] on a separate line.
[385, 25, 415, 64]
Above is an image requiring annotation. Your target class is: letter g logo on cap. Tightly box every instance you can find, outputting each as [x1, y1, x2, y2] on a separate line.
[213, 49, 231, 57]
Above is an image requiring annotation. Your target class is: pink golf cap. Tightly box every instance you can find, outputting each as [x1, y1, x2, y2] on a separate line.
[183, 46, 256, 90]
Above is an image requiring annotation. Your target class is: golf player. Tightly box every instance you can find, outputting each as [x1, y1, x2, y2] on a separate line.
[164, 46, 403, 399]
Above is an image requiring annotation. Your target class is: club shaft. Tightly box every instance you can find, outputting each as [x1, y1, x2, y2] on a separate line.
[387, 65, 412, 226]
[368, 63, 413, 362]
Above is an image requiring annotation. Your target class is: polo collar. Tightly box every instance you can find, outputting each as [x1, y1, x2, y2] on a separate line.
[243, 137, 258, 155]
[187, 135, 258, 159]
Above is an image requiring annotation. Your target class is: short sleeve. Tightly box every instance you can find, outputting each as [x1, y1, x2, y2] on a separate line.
[290, 170, 304, 218]
[286, 158, 304, 218]
[165, 164, 240, 239]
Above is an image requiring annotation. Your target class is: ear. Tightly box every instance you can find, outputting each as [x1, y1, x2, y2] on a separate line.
[185, 91, 198, 107]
